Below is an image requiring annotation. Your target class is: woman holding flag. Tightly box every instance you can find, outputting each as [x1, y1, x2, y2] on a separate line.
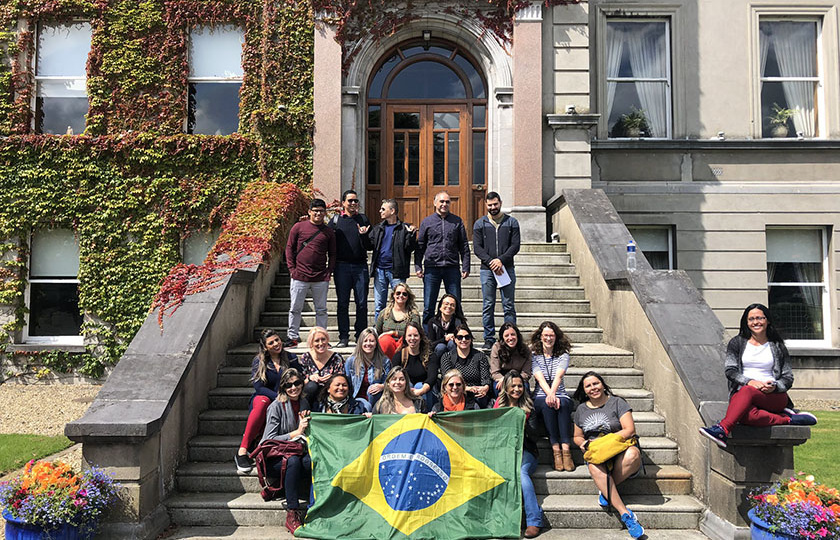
[373, 366, 427, 414]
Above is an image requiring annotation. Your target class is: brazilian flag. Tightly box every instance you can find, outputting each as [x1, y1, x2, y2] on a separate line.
[296, 407, 524, 539]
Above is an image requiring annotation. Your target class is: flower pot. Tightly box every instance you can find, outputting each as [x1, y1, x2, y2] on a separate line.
[3, 510, 96, 540]
[771, 125, 789, 138]
[625, 126, 641, 138]
[748, 508, 805, 540]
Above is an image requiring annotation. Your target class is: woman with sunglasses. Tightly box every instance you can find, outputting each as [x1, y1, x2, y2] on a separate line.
[298, 327, 345, 404]
[439, 325, 492, 408]
[235, 328, 298, 474]
[344, 327, 390, 411]
[259, 368, 310, 534]
[699, 303, 816, 449]
[374, 366, 427, 414]
[531, 321, 575, 472]
[494, 370, 544, 538]
[313, 373, 370, 416]
[430, 369, 481, 412]
[393, 321, 439, 411]
[375, 282, 421, 358]
[489, 322, 532, 395]
[426, 293, 467, 361]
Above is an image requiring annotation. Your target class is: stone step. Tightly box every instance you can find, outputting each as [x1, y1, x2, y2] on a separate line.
[252, 325, 605, 343]
[258, 311, 598, 329]
[264, 297, 593, 313]
[175, 461, 691, 496]
[268, 283, 588, 302]
[278, 261, 577, 277]
[541, 494, 704, 530]
[270, 274, 581, 290]
[535, 437, 679, 466]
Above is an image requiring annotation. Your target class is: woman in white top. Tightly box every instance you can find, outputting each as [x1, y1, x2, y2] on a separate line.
[699, 303, 816, 449]
[530, 321, 574, 472]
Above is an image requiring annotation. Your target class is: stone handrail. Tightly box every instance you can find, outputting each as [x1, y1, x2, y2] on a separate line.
[549, 188, 810, 540]
[65, 253, 282, 539]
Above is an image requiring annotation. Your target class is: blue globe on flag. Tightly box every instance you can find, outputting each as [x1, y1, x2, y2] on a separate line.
[378, 429, 451, 511]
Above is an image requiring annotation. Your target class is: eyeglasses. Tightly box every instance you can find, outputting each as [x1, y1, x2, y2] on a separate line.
[455, 335, 471, 341]
[394, 291, 408, 297]
[748, 316, 767, 322]
[446, 382, 463, 388]
[283, 380, 304, 389]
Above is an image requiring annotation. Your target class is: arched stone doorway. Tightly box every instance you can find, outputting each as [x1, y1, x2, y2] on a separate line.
[364, 40, 488, 230]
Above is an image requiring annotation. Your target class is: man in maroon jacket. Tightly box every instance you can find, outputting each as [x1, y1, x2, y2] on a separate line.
[284, 199, 336, 346]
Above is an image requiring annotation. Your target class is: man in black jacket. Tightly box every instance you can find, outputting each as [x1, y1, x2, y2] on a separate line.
[369, 198, 416, 321]
[473, 191, 521, 348]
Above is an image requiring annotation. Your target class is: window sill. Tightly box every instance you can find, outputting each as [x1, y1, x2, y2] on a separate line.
[8, 343, 86, 353]
[788, 346, 840, 356]
[592, 139, 840, 151]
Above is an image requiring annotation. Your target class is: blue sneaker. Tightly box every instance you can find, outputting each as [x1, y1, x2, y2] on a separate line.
[621, 510, 645, 539]
[699, 424, 728, 448]
[789, 413, 817, 426]
[598, 492, 609, 507]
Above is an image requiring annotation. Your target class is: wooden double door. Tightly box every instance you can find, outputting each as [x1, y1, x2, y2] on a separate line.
[366, 103, 485, 233]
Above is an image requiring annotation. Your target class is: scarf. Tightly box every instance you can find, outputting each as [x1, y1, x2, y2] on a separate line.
[326, 395, 350, 414]
[442, 393, 466, 412]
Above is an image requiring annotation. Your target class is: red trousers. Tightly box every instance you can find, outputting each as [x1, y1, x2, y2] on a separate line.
[240, 395, 272, 450]
[719, 385, 789, 434]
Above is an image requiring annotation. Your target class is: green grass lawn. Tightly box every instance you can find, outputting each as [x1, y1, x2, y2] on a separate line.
[0, 434, 74, 475]
[794, 410, 840, 488]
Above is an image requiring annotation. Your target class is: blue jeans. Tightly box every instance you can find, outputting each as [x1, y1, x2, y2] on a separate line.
[535, 395, 573, 445]
[267, 454, 311, 509]
[373, 268, 404, 322]
[522, 450, 543, 527]
[422, 266, 461, 323]
[433, 340, 456, 362]
[414, 382, 438, 412]
[335, 262, 369, 341]
[480, 267, 516, 343]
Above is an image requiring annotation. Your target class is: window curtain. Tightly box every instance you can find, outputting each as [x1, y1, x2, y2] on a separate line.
[769, 23, 816, 136]
[605, 26, 624, 124]
[759, 28, 771, 94]
[624, 26, 667, 137]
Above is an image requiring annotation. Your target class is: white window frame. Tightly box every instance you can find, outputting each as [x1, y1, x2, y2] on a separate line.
[751, 7, 829, 140]
[24, 230, 83, 345]
[766, 226, 830, 348]
[602, 16, 673, 139]
[186, 25, 244, 135]
[32, 21, 91, 135]
[627, 225, 674, 270]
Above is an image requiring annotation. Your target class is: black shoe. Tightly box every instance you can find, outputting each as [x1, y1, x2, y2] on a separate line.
[283, 338, 299, 348]
[789, 412, 817, 426]
[337, 339, 349, 348]
[699, 424, 728, 448]
[235, 453, 254, 474]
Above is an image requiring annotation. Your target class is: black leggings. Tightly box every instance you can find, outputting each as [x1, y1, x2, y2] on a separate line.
[267, 454, 311, 509]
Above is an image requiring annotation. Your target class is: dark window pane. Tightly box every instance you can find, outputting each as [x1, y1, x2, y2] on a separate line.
[368, 132, 380, 185]
[448, 132, 459, 186]
[607, 82, 667, 138]
[188, 82, 240, 135]
[760, 81, 816, 138]
[387, 61, 466, 99]
[368, 106, 381, 128]
[433, 132, 445, 186]
[453, 53, 486, 98]
[760, 22, 817, 78]
[408, 132, 419, 186]
[393, 133, 405, 186]
[369, 54, 400, 99]
[645, 251, 670, 270]
[473, 131, 485, 185]
[473, 106, 486, 128]
[393, 112, 420, 129]
[401, 46, 424, 57]
[769, 285, 823, 340]
[35, 97, 87, 135]
[767, 262, 823, 283]
[29, 282, 82, 336]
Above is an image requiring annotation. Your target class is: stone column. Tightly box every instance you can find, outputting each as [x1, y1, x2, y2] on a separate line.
[510, 3, 546, 242]
[313, 15, 343, 204]
[547, 113, 598, 192]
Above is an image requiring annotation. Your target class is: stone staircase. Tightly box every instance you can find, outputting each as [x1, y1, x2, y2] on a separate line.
[163, 242, 706, 537]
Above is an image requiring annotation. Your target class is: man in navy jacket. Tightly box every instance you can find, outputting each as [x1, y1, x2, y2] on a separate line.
[473, 192, 520, 348]
[415, 191, 470, 324]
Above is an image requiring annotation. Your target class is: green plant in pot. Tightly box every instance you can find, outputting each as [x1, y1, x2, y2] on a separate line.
[620, 107, 648, 138]
[768, 103, 795, 138]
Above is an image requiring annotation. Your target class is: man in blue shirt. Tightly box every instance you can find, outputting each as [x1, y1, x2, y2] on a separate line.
[369, 199, 417, 321]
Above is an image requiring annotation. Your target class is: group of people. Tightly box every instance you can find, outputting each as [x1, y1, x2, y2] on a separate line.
[284, 188, 520, 350]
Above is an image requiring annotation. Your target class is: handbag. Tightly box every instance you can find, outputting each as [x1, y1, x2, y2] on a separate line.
[583, 432, 638, 465]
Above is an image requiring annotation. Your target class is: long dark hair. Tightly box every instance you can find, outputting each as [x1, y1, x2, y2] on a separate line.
[435, 293, 468, 325]
[738, 303, 785, 344]
[573, 371, 613, 403]
[497, 323, 530, 365]
[398, 321, 431, 368]
[530, 321, 572, 357]
[251, 328, 289, 384]
[318, 373, 355, 406]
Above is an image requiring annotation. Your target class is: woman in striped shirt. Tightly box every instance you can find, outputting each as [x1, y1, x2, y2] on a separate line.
[531, 321, 574, 472]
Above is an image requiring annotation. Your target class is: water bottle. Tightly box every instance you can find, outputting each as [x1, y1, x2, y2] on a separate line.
[626, 240, 637, 271]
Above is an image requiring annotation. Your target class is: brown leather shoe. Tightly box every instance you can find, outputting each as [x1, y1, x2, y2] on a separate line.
[524, 525, 541, 538]
[553, 448, 563, 471]
[562, 448, 575, 472]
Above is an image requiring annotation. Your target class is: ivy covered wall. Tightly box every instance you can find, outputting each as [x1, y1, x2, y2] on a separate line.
[0, 0, 314, 379]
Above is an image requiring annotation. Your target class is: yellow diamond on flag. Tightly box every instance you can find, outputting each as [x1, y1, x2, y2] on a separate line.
[331, 413, 505, 536]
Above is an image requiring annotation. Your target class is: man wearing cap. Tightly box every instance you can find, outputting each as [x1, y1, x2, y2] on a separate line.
[284, 198, 336, 347]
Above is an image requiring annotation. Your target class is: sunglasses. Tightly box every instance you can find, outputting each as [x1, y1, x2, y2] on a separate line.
[446, 382, 463, 388]
[394, 291, 408, 297]
[345, 199, 359, 204]
[455, 335, 471, 341]
[283, 380, 304, 389]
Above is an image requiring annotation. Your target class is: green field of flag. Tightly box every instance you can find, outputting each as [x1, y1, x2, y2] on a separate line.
[296, 407, 525, 539]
